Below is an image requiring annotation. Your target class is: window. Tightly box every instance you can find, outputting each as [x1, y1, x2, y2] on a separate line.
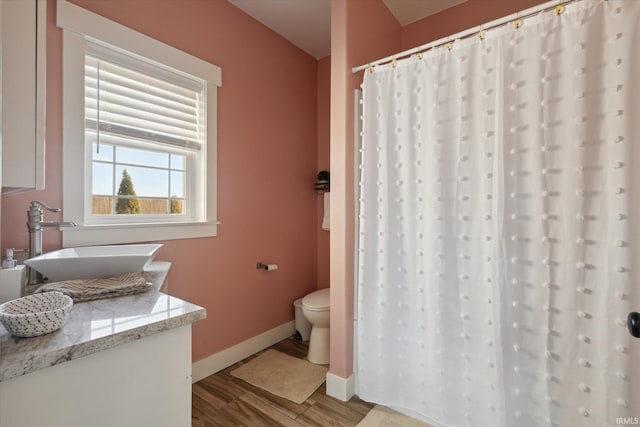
[85, 43, 201, 221]
[58, 0, 221, 246]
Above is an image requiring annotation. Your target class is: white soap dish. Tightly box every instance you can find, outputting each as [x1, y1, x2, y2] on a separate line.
[0, 292, 73, 337]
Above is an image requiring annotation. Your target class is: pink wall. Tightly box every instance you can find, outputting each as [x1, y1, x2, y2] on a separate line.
[1, 0, 319, 363]
[330, 0, 401, 379]
[316, 56, 330, 290]
[402, 0, 548, 50]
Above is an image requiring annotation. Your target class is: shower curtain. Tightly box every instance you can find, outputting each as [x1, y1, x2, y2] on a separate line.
[356, 1, 639, 426]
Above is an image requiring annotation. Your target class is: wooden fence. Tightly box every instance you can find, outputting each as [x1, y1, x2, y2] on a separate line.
[92, 197, 183, 215]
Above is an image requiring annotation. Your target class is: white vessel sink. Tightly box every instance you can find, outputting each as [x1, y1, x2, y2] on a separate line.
[24, 244, 163, 282]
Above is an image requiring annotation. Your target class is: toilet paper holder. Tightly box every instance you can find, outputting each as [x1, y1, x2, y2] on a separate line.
[256, 262, 278, 271]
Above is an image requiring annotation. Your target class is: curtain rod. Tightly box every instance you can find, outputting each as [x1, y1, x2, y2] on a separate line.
[352, 0, 591, 73]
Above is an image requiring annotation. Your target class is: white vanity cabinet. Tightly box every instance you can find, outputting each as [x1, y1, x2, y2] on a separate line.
[0, 325, 194, 427]
[0, 263, 205, 427]
[1, 0, 46, 194]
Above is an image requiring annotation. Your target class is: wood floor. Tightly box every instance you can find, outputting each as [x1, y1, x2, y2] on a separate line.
[192, 338, 374, 427]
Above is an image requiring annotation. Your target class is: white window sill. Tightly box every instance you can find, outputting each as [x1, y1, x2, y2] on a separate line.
[62, 221, 219, 247]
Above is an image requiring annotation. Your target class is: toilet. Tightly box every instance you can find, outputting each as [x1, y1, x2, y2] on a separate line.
[302, 288, 330, 364]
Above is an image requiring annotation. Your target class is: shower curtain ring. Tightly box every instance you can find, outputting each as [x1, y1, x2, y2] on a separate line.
[513, 10, 523, 29]
[478, 24, 486, 40]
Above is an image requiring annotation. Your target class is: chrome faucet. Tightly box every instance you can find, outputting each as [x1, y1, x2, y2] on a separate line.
[27, 201, 77, 284]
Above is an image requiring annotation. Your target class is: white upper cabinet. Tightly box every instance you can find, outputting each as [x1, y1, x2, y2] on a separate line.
[1, 0, 46, 194]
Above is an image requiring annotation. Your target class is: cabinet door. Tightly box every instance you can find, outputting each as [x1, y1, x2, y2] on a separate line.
[0, 325, 193, 427]
[1, 0, 46, 193]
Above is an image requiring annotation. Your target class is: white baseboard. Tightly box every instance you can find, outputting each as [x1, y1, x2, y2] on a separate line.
[192, 321, 295, 383]
[326, 371, 355, 402]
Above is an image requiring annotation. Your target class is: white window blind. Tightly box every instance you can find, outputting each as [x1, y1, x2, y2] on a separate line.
[85, 42, 205, 151]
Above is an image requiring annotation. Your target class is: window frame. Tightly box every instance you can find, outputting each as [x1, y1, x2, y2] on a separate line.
[58, 0, 221, 247]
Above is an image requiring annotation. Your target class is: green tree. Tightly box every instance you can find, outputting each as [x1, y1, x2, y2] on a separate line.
[115, 169, 141, 214]
[170, 196, 182, 214]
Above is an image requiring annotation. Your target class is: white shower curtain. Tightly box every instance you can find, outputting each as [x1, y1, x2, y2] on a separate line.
[356, 1, 640, 426]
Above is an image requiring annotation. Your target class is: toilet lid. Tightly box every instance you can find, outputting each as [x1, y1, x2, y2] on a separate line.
[302, 288, 330, 311]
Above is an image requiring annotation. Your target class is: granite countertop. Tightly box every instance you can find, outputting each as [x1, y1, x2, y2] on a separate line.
[0, 261, 206, 382]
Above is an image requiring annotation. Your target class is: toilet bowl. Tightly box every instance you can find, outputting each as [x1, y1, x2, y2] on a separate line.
[302, 288, 330, 364]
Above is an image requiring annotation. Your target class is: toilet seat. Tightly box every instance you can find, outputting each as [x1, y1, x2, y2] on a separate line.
[302, 288, 329, 312]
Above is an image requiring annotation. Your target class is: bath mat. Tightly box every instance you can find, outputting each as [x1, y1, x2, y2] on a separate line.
[357, 405, 434, 427]
[230, 349, 328, 404]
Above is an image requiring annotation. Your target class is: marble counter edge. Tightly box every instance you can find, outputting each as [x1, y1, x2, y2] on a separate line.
[0, 261, 206, 382]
